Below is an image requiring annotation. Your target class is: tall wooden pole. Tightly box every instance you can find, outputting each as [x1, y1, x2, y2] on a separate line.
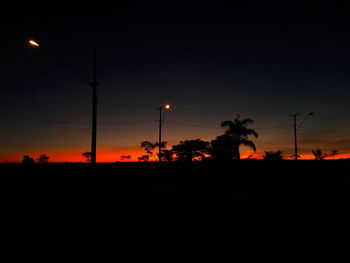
[90, 45, 97, 163]
[158, 106, 162, 162]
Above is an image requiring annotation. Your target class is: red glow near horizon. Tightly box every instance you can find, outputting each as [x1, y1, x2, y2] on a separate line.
[1, 149, 350, 163]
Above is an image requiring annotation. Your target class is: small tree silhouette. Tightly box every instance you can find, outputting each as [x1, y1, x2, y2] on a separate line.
[137, 155, 150, 162]
[139, 140, 168, 161]
[82, 151, 92, 163]
[263, 151, 283, 160]
[37, 154, 49, 164]
[22, 155, 35, 165]
[312, 149, 339, 160]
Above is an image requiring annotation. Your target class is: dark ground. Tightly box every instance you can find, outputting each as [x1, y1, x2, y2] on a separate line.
[2, 161, 350, 262]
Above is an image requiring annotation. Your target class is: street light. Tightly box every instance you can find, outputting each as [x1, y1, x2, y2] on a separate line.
[28, 39, 98, 163]
[290, 112, 315, 160]
[158, 104, 171, 162]
[29, 40, 40, 47]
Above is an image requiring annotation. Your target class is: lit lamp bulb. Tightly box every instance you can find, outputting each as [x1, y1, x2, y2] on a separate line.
[165, 104, 171, 110]
[29, 40, 40, 47]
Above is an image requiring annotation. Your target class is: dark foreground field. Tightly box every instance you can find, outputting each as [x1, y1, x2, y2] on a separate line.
[2, 161, 350, 262]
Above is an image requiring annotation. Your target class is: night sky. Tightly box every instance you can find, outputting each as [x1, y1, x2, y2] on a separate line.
[2, 2, 350, 162]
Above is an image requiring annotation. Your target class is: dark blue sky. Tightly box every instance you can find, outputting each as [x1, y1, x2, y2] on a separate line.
[2, 1, 350, 161]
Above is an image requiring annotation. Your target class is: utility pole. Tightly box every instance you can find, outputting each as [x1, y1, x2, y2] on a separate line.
[158, 106, 163, 162]
[291, 113, 299, 160]
[90, 45, 98, 164]
[290, 112, 314, 160]
[157, 104, 171, 162]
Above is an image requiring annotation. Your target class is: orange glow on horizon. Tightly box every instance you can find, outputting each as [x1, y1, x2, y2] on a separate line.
[1, 149, 350, 163]
[241, 152, 350, 160]
[0, 148, 146, 163]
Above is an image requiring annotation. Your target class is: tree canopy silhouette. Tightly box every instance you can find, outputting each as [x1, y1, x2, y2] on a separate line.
[171, 139, 209, 162]
[263, 151, 283, 160]
[221, 115, 258, 160]
[208, 134, 237, 160]
[37, 154, 49, 164]
[312, 149, 339, 160]
[140, 141, 168, 161]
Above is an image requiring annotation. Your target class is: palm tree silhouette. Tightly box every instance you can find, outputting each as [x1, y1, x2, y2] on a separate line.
[221, 115, 258, 160]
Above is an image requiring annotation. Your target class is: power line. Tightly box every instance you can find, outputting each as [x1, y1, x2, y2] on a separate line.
[164, 121, 292, 130]
[0, 113, 89, 125]
[99, 121, 157, 125]
[164, 121, 221, 129]
[0, 113, 156, 125]
[302, 126, 350, 136]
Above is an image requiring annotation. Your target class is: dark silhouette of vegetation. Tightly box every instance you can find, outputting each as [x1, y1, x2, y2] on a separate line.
[221, 115, 258, 160]
[171, 139, 209, 161]
[137, 155, 150, 162]
[22, 155, 35, 165]
[139, 115, 260, 161]
[139, 141, 168, 161]
[120, 155, 132, 161]
[161, 149, 174, 161]
[263, 151, 283, 160]
[37, 154, 49, 164]
[82, 151, 92, 163]
[312, 149, 339, 160]
[208, 134, 237, 160]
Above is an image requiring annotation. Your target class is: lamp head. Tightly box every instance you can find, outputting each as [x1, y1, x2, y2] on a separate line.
[29, 40, 40, 47]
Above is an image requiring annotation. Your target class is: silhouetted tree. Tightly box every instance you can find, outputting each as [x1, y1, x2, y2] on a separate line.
[221, 115, 258, 160]
[140, 140, 168, 161]
[37, 154, 49, 164]
[82, 151, 92, 163]
[263, 151, 283, 160]
[120, 155, 132, 161]
[137, 155, 149, 162]
[161, 149, 174, 161]
[312, 149, 339, 160]
[208, 134, 237, 160]
[172, 139, 209, 161]
[22, 155, 35, 165]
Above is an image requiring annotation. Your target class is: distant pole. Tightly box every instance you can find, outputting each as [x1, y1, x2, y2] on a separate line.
[158, 106, 163, 162]
[292, 113, 298, 160]
[290, 112, 315, 160]
[90, 45, 98, 164]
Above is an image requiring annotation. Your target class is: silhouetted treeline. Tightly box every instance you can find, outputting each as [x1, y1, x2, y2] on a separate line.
[139, 115, 259, 161]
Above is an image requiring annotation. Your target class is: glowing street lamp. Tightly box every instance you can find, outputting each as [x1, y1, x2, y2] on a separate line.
[158, 104, 171, 162]
[29, 40, 40, 47]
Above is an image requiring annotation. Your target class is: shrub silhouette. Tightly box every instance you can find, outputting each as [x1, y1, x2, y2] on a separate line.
[312, 149, 339, 160]
[82, 151, 92, 163]
[120, 155, 132, 161]
[37, 154, 49, 164]
[22, 155, 35, 165]
[263, 151, 283, 160]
